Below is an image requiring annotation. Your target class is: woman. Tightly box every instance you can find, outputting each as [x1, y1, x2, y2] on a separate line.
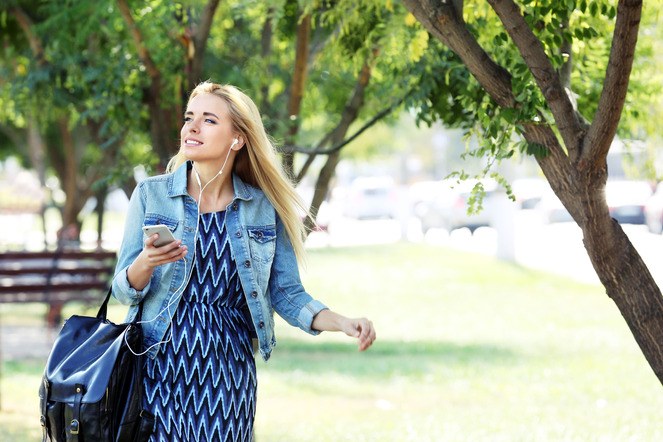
[111, 81, 376, 441]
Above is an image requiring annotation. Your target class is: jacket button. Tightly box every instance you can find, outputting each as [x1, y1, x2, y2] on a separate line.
[258, 321, 265, 328]
[232, 202, 238, 211]
[235, 231, 242, 238]
[251, 291, 258, 298]
[244, 260, 251, 268]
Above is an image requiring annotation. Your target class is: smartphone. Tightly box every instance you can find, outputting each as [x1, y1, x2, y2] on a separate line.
[142, 224, 177, 247]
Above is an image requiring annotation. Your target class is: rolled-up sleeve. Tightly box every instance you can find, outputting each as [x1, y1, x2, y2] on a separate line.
[269, 216, 328, 335]
[111, 183, 150, 306]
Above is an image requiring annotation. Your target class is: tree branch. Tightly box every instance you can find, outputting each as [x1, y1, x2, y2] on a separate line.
[282, 13, 312, 178]
[259, 7, 275, 108]
[284, 90, 409, 159]
[190, 0, 221, 86]
[582, 0, 642, 170]
[487, 0, 584, 160]
[402, 0, 570, 163]
[402, 0, 515, 108]
[10, 7, 46, 65]
[116, 0, 161, 79]
[0, 123, 26, 148]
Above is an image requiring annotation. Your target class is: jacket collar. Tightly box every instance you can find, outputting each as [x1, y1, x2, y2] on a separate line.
[168, 160, 254, 201]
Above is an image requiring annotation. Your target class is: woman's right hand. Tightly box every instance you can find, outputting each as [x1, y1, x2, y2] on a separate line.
[127, 235, 188, 291]
[140, 235, 188, 268]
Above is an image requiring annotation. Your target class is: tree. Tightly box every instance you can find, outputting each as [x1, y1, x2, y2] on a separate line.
[112, 0, 422, 227]
[401, 0, 663, 384]
[1, 1, 146, 239]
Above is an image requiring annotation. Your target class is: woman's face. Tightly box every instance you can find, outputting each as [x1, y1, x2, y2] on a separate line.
[180, 93, 237, 164]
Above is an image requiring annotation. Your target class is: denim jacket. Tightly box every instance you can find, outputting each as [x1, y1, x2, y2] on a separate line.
[111, 161, 327, 361]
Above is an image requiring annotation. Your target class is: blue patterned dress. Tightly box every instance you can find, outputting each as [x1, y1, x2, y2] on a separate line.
[143, 211, 257, 441]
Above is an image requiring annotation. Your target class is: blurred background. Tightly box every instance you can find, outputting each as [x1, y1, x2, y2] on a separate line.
[2, 0, 663, 441]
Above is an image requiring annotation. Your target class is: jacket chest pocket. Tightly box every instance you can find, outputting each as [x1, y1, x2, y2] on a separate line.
[247, 226, 276, 263]
[143, 214, 179, 232]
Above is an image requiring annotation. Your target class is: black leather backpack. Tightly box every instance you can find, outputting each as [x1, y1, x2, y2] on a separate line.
[38, 289, 154, 441]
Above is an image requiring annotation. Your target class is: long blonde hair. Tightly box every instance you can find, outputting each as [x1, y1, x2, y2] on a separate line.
[166, 81, 309, 263]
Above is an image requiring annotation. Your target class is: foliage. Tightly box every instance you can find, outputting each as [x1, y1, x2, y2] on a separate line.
[403, 0, 662, 180]
[2, 0, 663, 224]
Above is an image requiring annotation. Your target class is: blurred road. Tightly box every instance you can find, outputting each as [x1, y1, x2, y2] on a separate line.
[306, 210, 663, 287]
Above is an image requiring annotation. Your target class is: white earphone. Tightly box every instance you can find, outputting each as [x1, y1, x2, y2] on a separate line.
[126, 136, 241, 356]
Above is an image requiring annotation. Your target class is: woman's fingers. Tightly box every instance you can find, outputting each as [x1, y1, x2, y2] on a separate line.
[145, 238, 188, 265]
[354, 318, 376, 351]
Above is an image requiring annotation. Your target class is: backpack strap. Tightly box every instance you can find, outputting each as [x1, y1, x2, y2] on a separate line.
[39, 378, 50, 441]
[69, 383, 85, 440]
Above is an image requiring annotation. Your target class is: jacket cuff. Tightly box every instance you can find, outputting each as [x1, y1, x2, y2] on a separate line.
[113, 267, 149, 304]
[299, 300, 328, 335]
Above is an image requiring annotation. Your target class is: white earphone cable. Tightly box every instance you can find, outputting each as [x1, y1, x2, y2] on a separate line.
[125, 139, 238, 356]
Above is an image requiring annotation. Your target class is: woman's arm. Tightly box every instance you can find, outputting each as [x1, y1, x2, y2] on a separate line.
[112, 183, 188, 300]
[312, 309, 376, 351]
[127, 235, 188, 291]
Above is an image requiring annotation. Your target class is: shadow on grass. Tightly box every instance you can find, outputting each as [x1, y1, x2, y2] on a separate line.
[265, 338, 519, 377]
[0, 340, 519, 391]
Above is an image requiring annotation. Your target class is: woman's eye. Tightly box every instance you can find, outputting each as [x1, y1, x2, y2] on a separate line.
[205, 118, 217, 124]
[183, 116, 192, 122]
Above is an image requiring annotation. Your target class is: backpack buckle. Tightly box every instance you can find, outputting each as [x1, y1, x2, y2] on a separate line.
[70, 419, 80, 435]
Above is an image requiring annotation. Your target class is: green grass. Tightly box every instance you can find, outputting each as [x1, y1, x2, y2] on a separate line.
[2, 243, 663, 441]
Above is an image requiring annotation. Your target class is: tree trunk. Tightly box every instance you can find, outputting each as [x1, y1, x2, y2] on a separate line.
[117, 0, 182, 170]
[403, 0, 663, 385]
[282, 13, 312, 178]
[583, 214, 663, 380]
[57, 119, 83, 236]
[145, 81, 180, 170]
[259, 7, 275, 110]
[95, 185, 108, 250]
[305, 60, 373, 232]
[306, 151, 340, 232]
[26, 120, 49, 248]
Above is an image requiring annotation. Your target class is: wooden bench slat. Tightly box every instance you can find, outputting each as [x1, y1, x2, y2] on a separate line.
[0, 282, 109, 293]
[0, 250, 116, 326]
[1, 292, 104, 303]
[0, 266, 114, 276]
[0, 251, 116, 260]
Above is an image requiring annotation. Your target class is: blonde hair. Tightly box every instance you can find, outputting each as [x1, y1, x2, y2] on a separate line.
[166, 81, 309, 263]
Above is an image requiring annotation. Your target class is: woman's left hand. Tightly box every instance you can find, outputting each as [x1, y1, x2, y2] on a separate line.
[340, 317, 376, 351]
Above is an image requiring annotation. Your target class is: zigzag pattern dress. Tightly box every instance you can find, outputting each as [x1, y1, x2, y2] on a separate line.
[143, 210, 257, 442]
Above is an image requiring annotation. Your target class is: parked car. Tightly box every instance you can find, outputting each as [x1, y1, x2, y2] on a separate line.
[535, 180, 653, 226]
[343, 176, 398, 219]
[416, 178, 498, 233]
[511, 178, 548, 210]
[645, 182, 663, 233]
[605, 180, 652, 225]
[534, 189, 573, 224]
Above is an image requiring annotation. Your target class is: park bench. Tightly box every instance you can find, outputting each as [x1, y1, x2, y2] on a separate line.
[0, 250, 117, 327]
[0, 250, 117, 410]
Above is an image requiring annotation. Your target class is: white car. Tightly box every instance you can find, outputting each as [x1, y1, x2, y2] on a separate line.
[416, 178, 498, 233]
[343, 176, 397, 220]
[605, 180, 653, 225]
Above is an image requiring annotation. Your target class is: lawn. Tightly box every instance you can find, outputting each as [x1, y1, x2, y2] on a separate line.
[2, 243, 662, 441]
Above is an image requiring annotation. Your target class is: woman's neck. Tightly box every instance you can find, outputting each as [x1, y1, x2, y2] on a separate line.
[188, 163, 235, 213]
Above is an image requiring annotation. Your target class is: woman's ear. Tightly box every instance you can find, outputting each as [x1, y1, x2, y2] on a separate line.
[233, 136, 245, 150]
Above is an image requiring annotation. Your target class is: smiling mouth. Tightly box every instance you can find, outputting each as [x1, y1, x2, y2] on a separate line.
[184, 139, 203, 146]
